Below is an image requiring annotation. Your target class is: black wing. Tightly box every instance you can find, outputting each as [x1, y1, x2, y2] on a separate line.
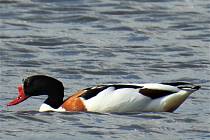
[80, 84, 143, 100]
[139, 88, 175, 99]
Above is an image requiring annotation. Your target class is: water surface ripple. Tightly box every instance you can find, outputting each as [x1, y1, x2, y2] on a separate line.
[0, 0, 210, 140]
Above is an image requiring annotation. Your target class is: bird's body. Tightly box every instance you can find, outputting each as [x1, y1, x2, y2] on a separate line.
[7, 75, 200, 113]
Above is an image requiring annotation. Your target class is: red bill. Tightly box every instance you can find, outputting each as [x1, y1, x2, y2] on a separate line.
[7, 84, 29, 106]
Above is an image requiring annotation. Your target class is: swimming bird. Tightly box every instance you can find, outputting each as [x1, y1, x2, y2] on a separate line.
[7, 75, 200, 113]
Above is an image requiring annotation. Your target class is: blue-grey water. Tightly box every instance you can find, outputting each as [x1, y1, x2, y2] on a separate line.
[0, 0, 210, 139]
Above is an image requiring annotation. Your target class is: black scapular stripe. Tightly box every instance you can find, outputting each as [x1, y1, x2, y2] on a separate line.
[80, 85, 143, 100]
[80, 86, 108, 100]
[139, 88, 175, 99]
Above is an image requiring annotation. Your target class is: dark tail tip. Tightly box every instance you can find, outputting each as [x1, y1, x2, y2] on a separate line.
[193, 85, 201, 90]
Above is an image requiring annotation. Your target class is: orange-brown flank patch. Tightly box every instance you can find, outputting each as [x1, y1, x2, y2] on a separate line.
[61, 90, 87, 112]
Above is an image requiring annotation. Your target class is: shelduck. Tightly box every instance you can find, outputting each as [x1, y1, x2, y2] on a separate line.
[7, 75, 200, 113]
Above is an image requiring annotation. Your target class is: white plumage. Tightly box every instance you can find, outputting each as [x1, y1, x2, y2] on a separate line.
[82, 83, 200, 113]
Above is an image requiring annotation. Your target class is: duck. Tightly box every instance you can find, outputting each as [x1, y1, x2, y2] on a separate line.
[7, 75, 200, 113]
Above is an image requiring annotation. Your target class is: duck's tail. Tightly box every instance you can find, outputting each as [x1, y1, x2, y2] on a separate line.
[161, 82, 201, 92]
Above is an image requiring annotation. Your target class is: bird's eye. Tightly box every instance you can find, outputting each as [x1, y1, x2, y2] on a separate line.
[22, 78, 25, 83]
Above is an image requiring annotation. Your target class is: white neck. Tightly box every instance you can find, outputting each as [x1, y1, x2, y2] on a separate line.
[39, 103, 66, 112]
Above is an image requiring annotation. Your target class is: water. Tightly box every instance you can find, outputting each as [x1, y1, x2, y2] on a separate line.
[0, 0, 210, 139]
